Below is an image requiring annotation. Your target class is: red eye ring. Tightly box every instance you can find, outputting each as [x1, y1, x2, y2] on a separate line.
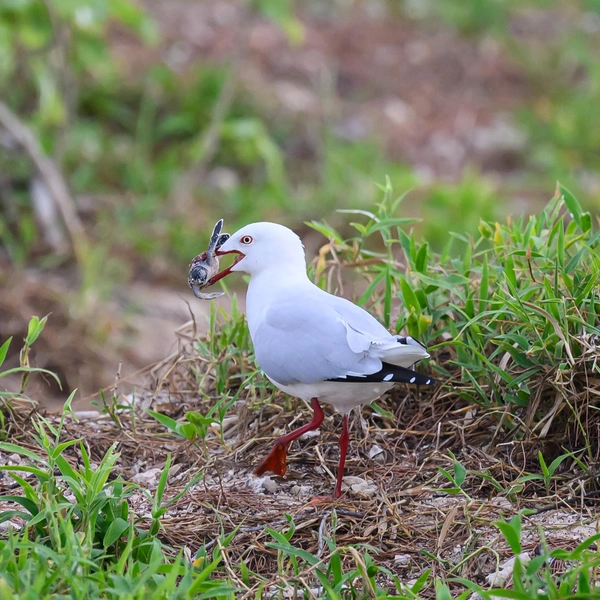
[240, 235, 253, 245]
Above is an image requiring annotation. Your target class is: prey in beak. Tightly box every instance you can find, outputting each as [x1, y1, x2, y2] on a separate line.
[187, 219, 244, 300]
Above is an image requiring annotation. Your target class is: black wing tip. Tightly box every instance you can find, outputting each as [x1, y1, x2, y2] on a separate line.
[383, 370, 436, 386]
[328, 363, 437, 386]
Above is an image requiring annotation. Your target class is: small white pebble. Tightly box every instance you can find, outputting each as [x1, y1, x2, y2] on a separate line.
[74, 410, 101, 419]
[368, 444, 385, 462]
[261, 476, 277, 493]
[0, 521, 22, 533]
[132, 468, 163, 487]
[342, 476, 377, 495]
[291, 485, 312, 497]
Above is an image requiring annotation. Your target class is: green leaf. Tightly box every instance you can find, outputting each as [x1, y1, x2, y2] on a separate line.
[454, 577, 531, 599]
[0, 442, 46, 464]
[578, 570, 591, 595]
[195, 587, 239, 600]
[580, 212, 592, 232]
[546, 450, 578, 478]
[571, 532, 600, 556]
[400, 277, 420, 313]
[0, 510, 32, 525]
[0, 366, 61, 389]
[0, 466, 49, 483]
[495, 515, 522, 555]
[147, 410, 179, 433]
[525, 555, 546, 576]
[364, 217, 419, 237]
[357, 269, 386, 307]
[267, 541, 321, 566]
[384, 266, 392, 327]
[50, 438, 81, 460]
[265, 531, 321, 567]
[504, 255, 517, 290]
[306, 221, 344, 245]
[479, 254, 489, 311]
[462, 240, 472, 275]
[155, 454, 171, 508]
[368, 401, 394, 419]
[453, 460, 467, 488]
[559, 183, 583, 228]
[54, 455, 82, 487]
[438, 467, 455, 484]
[399, 229, 413, 261]
[186, 411, 215, 427]
[415, 272, 471, 290]
[26, 315, 47, 346]
[178, 423, 199, 440]
[564, 245, 587, 274]
[103, 517, 130, 548]
[328, 549, 343, 586]
[411, 568, 431, 593]
[0, 495, 38, 516]
[538, 451, 549, 479]
[0, 337, 11, 369]
[435, 580, 453, 600]
[415, 243, 429, 273]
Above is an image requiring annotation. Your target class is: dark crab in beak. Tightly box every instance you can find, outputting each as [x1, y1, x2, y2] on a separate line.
[187, 219, 244, 300]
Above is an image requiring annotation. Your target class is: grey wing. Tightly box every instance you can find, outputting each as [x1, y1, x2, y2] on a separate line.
[321, 293, 430, 367]
[252, 300, 383, 385]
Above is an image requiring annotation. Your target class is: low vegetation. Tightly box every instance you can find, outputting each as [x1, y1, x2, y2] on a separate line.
[1, 184, 600, 598]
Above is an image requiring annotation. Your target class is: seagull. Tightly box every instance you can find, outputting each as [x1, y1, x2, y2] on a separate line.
[204, 222, 435, 497]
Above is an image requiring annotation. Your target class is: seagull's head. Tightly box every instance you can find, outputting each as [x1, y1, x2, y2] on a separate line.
[207, 222, 306, 283]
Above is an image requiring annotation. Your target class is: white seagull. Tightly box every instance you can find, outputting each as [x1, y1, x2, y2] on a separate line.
[204, 222, 435, 497]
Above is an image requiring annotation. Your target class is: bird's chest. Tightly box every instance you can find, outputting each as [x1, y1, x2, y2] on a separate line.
[245, 281, 304, 340]
[246, 293, 269, 342]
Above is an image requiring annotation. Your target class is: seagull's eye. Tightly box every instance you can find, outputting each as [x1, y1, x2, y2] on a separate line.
[240, 235, 253, 245]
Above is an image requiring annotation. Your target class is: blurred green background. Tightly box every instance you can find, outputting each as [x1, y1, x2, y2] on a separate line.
[0, 0, 599, 403]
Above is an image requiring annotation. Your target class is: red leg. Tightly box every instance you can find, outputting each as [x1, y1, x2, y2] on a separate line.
[254, 398, 324, 477]
[334, 414, 349, 498]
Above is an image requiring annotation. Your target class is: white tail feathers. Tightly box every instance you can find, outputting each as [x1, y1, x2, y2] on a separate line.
[377, 336, 429, 368]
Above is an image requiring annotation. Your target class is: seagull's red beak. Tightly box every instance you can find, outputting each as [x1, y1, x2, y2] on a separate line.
[207, 249, 245, 285]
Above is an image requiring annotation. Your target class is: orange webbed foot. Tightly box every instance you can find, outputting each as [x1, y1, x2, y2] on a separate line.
[254, 442, 288, 476]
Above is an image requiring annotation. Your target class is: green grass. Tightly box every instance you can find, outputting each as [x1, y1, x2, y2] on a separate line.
[2, 184, 600, 598]
[314, 181, 599, 416]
